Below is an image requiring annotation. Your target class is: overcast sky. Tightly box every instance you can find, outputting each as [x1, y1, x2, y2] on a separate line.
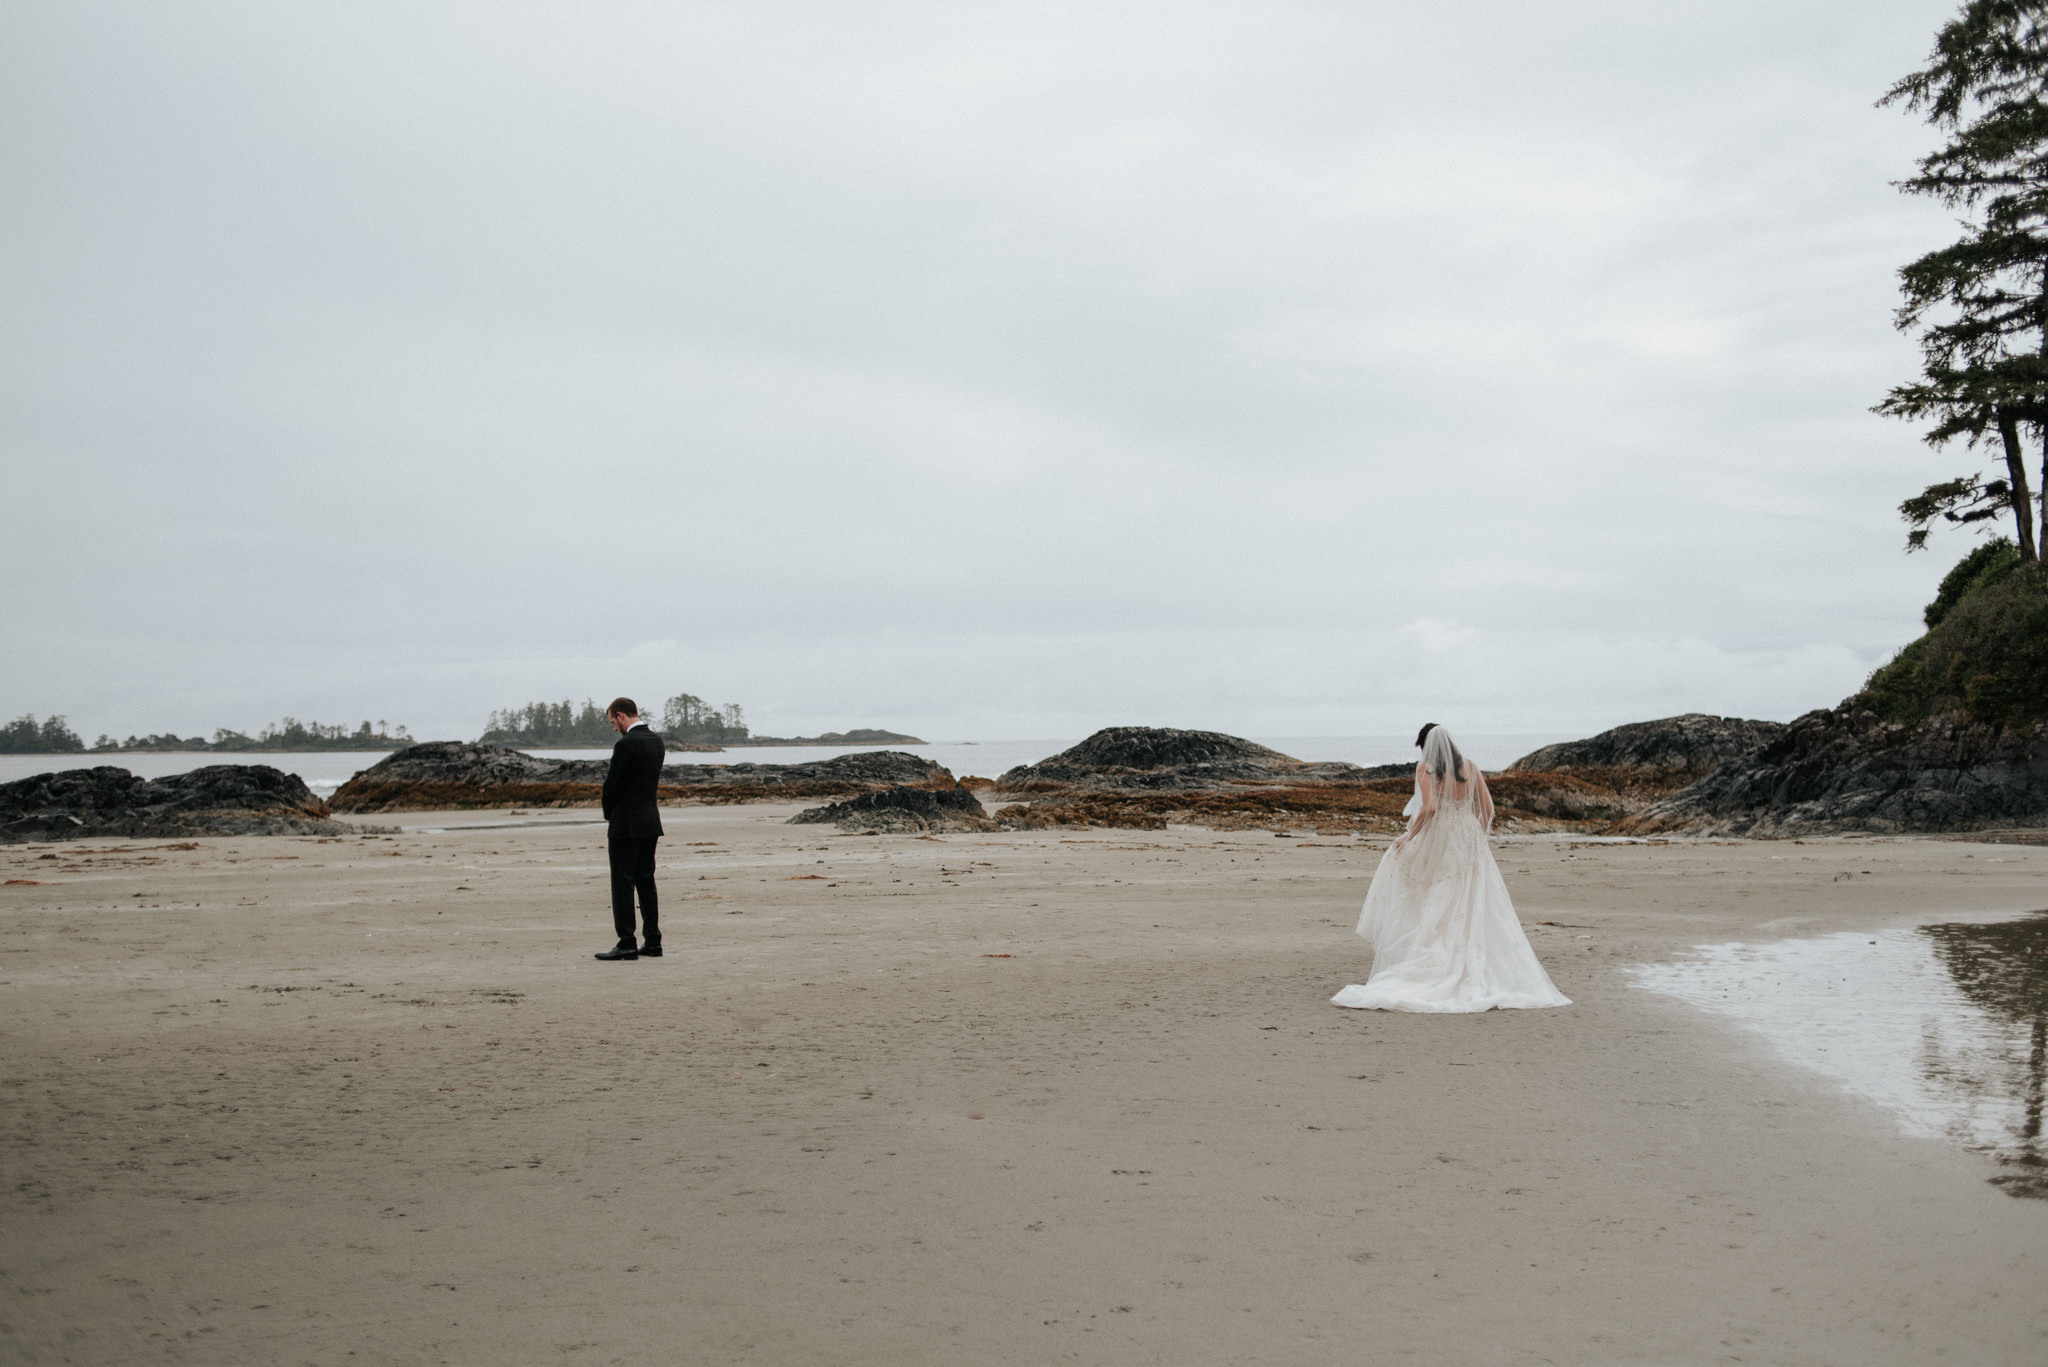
[1, 0, 1987, 744]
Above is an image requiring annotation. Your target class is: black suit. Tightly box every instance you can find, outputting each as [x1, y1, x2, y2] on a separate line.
[602, 723, 665, 946]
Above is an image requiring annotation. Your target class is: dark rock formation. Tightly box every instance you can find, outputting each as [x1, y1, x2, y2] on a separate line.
[660, 750, 947, 791]
[1508, 714, 1787, 782]
[986, 727, 1619, 833]
[331, 742, 954, 813]
[789, 785, 995, 834]
[998, 727, 1371, 793]
[357, 741, 610, 784]
[1623, 706, 2048, 837]
[0, 765, 356, 842]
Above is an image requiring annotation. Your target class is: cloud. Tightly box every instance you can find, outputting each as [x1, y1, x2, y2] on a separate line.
[0, 0, 1976, 741]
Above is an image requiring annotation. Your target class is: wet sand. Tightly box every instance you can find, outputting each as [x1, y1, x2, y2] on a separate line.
[2, 812, 2045, 1365]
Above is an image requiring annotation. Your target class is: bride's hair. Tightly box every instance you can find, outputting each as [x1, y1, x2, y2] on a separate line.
[1413, 722, 1467, 783]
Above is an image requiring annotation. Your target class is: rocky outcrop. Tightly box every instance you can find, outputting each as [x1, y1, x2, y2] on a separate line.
[997, 727, 1372, 793]
[1485, 715, 1791, 827]
[1622, 706, 2048, 837]
[1509, 714, 1787, 783]
[330, 742, 955, 814]
[985, 728, 1621, 834]
[789, 785, 995, 834]
[0, 765, 357, 841]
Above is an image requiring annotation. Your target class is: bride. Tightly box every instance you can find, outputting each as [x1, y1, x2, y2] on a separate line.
[1331, 723, 1570, 1013]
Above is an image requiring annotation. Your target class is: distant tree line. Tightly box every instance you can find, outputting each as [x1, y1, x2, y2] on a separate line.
[194, 719, 416, 752]
[0, 714, 414, 754]
[479, 694, 750, 747]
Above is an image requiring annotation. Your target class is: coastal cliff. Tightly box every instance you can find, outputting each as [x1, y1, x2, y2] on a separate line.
[0, 765, 357, 841]
[1616, 562, 2048, 837]
[329, 742, 955, 813]
[1622, 706, 2048, 836]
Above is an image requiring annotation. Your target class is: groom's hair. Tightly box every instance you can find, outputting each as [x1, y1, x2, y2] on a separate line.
[607, 697, 639, 719]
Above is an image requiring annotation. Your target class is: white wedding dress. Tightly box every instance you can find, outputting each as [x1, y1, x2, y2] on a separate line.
[1331, 728, 1569, 1013]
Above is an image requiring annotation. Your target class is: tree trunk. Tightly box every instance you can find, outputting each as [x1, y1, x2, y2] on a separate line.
[1997, 409, 2039, 562]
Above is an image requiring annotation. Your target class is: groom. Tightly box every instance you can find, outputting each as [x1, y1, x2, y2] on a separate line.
[594, 697, 665, 961]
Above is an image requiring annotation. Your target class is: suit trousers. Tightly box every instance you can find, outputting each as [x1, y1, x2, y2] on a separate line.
[608, 834, 660, 945]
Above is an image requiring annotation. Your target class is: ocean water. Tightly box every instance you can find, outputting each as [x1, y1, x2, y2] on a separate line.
[0, 733, 1571, 799]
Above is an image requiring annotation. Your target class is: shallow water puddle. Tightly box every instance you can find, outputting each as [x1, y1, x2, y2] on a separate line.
[1631, 912, 2048, 1198]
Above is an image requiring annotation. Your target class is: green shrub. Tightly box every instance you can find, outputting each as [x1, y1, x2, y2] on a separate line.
[1924, 537, 2022, 628]
[1860, 557, 2048, 728]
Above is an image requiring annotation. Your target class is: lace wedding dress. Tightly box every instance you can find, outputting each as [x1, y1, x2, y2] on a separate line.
[1331, 726, 1570, 1013]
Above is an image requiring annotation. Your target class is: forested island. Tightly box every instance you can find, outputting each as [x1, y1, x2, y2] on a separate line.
[0, 715, 415, 755]
[3, 695, 924, 756]
[480, 696, 922, 748]
[726, 728, 926, 746]
[480, 695, 747, 747]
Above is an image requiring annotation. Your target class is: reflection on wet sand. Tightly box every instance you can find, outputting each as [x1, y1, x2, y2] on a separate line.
[1921, 917, 2048, 1195]
[1632, 911, 2048, 1198]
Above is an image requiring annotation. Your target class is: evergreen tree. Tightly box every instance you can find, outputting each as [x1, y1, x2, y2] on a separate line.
[1878, 0, 2048, 560]
[0, 714, 85, 753]
[659, 693, 748, 742]
[479, 699, 618, 746]
[480, 693, 751, 746]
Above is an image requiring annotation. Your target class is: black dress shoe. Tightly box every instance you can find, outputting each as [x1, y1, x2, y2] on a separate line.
[639, 944, 663, 958]
[594, 943, 639, 961]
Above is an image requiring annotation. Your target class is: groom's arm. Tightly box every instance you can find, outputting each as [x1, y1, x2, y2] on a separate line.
[601, 737, 625, 821]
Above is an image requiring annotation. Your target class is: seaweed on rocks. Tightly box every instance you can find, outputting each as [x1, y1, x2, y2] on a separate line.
[330, 742, 955, 814]
[788, 785, 996, 834]
[985, 728, 1612, 833]
[994, 783, 1411, 833]
[0, 765, 357, 842]
[988, 772, 1633, 834]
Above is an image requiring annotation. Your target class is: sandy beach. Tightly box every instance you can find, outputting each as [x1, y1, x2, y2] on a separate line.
[3, 809, 2045, 1365]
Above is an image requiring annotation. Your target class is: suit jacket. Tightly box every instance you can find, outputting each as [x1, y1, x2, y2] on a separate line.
[602, 723, 666, 839]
